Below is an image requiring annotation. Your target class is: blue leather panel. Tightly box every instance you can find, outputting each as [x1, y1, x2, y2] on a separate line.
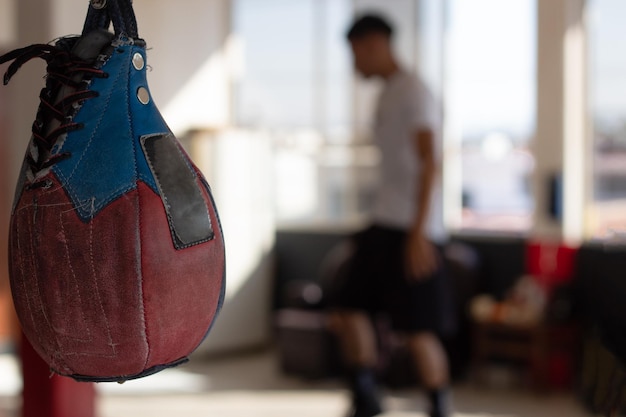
[53, 41, 167, 221]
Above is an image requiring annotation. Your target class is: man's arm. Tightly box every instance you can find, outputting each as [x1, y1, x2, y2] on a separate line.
[405, 128, 438, 281]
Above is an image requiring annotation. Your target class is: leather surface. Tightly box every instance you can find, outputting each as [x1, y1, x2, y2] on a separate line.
[141, 133, 213, 249]
[50, 43, 162, 221]
[9, 35, 226, 381]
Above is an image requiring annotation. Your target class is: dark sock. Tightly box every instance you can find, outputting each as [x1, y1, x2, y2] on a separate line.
[347, 368, 383, 417]
[428, 388, 450, 417]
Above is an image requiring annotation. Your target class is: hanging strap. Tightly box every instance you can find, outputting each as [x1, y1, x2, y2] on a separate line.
[82, 0, 139, 39]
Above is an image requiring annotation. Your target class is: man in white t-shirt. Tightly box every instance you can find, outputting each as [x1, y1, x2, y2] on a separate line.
[330, 14, 451, 417]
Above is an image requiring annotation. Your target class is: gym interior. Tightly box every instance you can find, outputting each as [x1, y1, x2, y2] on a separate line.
[0, 0, 625, 416]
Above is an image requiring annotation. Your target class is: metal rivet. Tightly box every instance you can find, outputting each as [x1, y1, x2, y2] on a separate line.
[132, 53, 145, 71]
[90, 0, 107, 10]
[137, 87, 150, 105]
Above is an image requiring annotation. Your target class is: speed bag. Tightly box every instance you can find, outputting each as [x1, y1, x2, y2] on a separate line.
[0, 0, 226, 382]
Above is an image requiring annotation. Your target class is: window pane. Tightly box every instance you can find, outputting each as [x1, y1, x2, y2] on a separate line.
[589, 0, 626, 237]
[233, 0, 316, 128]
[322, 0, 354, 144]
[446, 0, 536, 232]
[233, 0, 352, 137]
[233, 0, 366, 226]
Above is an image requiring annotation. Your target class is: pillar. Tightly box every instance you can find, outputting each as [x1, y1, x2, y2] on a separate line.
[21, 336, 95, 417]
[532, 0, 590, 244]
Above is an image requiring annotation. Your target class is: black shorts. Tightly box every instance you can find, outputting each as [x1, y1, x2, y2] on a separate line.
[332, 224, 450, 334]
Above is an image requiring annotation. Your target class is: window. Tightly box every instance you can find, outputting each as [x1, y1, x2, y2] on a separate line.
[232, 0, 351, 138]
[588, 0, 626, 238]
[232, 0, 537, 233]
[233, 0, 375, 227]
[445, 0, 537, 233]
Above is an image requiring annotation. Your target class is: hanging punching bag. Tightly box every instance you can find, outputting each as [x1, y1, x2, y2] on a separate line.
[0, 0, 226, 382]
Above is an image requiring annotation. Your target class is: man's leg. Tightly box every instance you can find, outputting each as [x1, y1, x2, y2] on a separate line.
[330, 310, 383, 417]
[331, 310, 377, 368]
[407, 331, 451, 417]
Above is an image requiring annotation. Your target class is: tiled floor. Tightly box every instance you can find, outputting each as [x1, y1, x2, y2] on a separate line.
[0, 349, 594, 417]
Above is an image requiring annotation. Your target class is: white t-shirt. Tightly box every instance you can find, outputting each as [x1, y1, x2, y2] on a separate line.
[371, 69, 445, 242]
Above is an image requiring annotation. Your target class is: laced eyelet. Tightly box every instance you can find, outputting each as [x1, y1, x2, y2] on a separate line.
[27, 178, 54, 191]
[90, 0, 107, 10]
[0, 40, 106, 175]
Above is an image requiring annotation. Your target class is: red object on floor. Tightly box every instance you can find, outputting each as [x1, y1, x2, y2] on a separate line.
[20, 334, 96, 417]
[525, 241, 578, 293]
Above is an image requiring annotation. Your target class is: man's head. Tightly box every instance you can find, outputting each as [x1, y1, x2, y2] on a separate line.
[346, 14, 395, 78]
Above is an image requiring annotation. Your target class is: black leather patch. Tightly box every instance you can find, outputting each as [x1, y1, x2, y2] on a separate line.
[141, 133, 213, 249]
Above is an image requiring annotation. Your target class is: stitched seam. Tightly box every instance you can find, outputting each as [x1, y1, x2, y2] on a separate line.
[137, 172, 156, 188]
[58, 208, 91, 344]
[54, 167, 137, 219]
[61, 49, 127, 209]
[137, 176, 150, 371]
[87, 198, 117, 356]
[24, 201, 69, 372]
[64, 57, 123, 184]
[129, 50, 151, 369]
[14, 206, 46, 356]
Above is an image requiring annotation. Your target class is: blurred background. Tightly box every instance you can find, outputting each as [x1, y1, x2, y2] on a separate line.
[1, 0, 626, 416]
